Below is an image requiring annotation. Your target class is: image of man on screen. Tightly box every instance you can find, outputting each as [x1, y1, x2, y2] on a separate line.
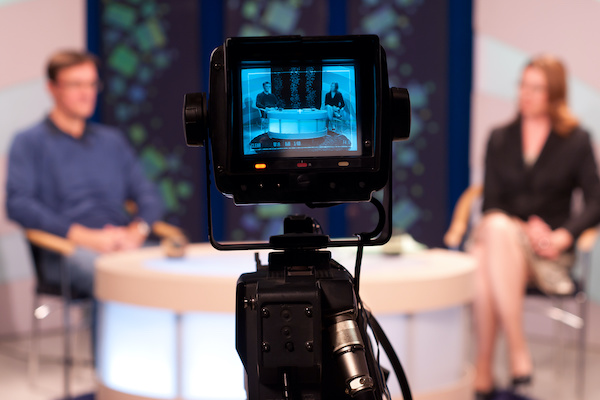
[256, 82, 281, 117]
[324, 82, 345, 130]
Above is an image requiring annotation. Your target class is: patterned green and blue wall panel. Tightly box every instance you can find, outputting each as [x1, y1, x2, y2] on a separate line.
[346, 0, 448, 247]
[100, 0, 204, 241]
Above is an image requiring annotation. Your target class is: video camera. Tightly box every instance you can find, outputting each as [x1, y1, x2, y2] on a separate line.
[183, 35, 411, 400]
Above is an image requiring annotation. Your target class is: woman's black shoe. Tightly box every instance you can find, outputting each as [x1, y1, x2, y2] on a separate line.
[475, 388, 497, 400]
[510, 375, 533, 393]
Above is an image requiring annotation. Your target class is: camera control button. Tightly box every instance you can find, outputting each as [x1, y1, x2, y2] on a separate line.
[281, 326, 292, 337]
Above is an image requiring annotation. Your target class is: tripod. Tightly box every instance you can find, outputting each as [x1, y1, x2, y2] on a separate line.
[235, 215, 408, 400]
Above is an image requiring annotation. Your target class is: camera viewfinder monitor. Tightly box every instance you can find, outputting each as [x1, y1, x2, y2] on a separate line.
[205, 35, 395, 205]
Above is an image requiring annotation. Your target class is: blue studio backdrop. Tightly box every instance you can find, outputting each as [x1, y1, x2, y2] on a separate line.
[88, 0, 471, 247]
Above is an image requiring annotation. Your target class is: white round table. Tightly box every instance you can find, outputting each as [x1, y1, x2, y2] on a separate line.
[94, 244, 475, 400]
[266, 108, 328, 139]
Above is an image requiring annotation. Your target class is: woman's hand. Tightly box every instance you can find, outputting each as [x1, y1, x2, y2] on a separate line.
[525, 216, 573, 259]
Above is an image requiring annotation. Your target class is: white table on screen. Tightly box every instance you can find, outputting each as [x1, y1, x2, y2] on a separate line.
[266, 108, 328, 139]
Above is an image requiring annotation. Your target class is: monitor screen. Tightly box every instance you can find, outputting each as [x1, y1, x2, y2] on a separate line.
[240, 63, 360, 158]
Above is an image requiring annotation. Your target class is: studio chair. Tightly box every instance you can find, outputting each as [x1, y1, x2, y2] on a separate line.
[257, 107, 269, 133]
[26, 215, 187, 400]
[444, 185, 597, 399]
[524, 227, 596, 400]
[26, 229, 89, 400]
[331, 114, 344, 132]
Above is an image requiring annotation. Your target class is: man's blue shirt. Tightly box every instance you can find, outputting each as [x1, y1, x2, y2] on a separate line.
[6, 118, 164, 237]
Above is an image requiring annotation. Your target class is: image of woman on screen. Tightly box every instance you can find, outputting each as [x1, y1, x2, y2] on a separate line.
[324, 82, 345, 130]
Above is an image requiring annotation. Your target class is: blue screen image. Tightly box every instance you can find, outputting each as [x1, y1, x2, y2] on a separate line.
[240, 64, 359, 157]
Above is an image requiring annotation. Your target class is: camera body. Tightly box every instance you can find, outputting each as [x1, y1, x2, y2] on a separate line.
[183, 35, 412, 400]
[184, 35, 409, 205]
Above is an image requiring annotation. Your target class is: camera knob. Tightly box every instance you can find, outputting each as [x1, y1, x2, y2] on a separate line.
[390, 87, 411, 141]
[182, 92, 208, 147]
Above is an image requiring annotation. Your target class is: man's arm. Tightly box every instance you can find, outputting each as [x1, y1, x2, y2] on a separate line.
[123, 143, 164, 227]
[256, 93, 265, 109]
[6, 133, 71, 237]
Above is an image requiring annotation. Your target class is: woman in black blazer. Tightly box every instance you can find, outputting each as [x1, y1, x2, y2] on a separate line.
[472, 55, 600, 399]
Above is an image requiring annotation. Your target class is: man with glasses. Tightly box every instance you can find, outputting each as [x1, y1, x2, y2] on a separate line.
[6, 50, 163, 297]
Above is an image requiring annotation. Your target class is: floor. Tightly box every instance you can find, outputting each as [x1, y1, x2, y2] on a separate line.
[1, 301, 600, 400]
[0, 328, 95, 400]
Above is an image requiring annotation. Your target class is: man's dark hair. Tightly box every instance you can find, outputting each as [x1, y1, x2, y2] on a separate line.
[46, 50, 100, 82]
[262, 81, 270, 88]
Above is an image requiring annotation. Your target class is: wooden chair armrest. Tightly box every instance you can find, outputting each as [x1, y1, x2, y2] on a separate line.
[576, 227, 598, 254]
[443, 185, 483, 248]
[26, 222, 187, 258]
[25, 229, 76, 257]
[152, 221, 188, 258]
[152, 221, 187, 241]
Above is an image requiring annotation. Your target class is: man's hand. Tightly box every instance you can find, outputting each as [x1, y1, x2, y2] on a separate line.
[67, 224, 125, 253]
[524, 216, 573, 259]
[67, 222, 149, 253]
[119, 220, 150, 250]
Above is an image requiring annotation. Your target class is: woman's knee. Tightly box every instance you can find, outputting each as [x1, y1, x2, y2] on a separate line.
[480, 211, 518, 237]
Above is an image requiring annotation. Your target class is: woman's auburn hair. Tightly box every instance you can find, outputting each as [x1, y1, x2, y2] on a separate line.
[525, 55, 579, 136]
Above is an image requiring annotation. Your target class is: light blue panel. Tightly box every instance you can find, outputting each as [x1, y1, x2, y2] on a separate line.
[182, 312, 246, 399]
[409, 307, 467, 392]
[374, 307, 468, 396]
[0, 0, 33, 7]
[367, 313, 410, 398]
[588, 239, 600, 304]
[0, 77, 52, 155]
[0, 230, 33, 284]
[478, 35, 529, 101]
[98, 302, 177, 398]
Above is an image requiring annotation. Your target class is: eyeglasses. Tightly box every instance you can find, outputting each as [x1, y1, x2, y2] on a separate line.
[54, 80, 104, 92]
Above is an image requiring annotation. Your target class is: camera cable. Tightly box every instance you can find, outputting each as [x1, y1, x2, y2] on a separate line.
[353, 228, 412, 400]
[365, 309, 413, 400]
